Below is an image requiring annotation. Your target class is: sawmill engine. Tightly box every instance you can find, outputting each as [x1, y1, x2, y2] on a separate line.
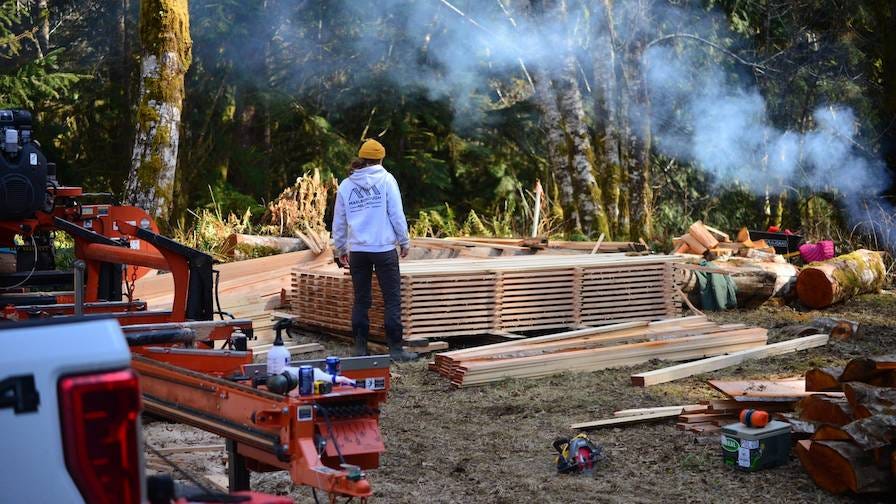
[0, 109, 51, 221]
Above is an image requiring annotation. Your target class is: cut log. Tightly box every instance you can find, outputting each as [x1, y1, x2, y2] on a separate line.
[842, 415, 896, 450]
[702, 224, 730, 243]
[736, 227, 750, 243]
[807, 440, 894, 494]
[811, 317, 861, 340]
[798, 395, 854, 426]
[796, 440, 850, 494]
[689, 221, 720, 249]
[678, 260, 798, 308]
[841, 355, 896, 383]
[806, 367, 844, 392]
[680, 233, 707, 254]
[796, 249, 886, 309]
[813, 424, 854, 441]
[631, 334, 828, 386]
[223, 233, 307, 258]
[843, 382, 896, 419]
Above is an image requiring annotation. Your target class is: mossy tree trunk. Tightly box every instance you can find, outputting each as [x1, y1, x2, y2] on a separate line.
[125, 0, 192, 222]
[594, 0, 626, 238]
[555, 50, 610, 237]
[532, 69, 576, 228]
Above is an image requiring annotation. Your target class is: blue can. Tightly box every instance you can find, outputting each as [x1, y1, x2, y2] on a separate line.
[298, 365, 314, 396]
[325, 356, 341, 376]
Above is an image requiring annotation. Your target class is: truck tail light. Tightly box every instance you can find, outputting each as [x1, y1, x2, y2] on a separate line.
[59, 369, 142, 504]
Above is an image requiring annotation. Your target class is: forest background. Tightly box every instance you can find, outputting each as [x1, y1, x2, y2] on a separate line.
[2, 0, 895, 250]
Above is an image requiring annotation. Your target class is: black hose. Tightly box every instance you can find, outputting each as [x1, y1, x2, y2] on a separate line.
[125, 328, 195, 346]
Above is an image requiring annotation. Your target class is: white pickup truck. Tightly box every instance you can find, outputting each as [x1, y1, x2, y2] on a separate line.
[0, 317, 142, 503]
[0, 317, 291, 504]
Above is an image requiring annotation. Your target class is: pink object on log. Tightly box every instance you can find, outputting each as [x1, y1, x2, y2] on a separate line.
[800, 240, 835, 263]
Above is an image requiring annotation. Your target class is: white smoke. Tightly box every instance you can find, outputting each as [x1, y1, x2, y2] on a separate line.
[228, 0, 894, 246]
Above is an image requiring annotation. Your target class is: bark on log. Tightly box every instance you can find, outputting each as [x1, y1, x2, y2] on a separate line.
[806, 367, 844, 392]
[798, 395, 854, 426]
[842, 415, 896, 450]
[679, 260, 798, 308]
[842, 356, 896, 384]
[223, 234, 308, 257]
[814, 424, 853, 441]
[796, 249, 886, 309]
[807, 440, 893, 494]
[843, 382, 896, 419]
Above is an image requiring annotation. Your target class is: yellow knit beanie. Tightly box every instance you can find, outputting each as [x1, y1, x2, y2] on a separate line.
[358, 139, 386, 160]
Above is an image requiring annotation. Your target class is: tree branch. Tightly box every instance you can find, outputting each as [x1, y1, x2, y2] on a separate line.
[646, 33, 778, 74]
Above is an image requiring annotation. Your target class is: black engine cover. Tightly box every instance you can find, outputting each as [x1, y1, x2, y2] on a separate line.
[0, 142, 47, 220]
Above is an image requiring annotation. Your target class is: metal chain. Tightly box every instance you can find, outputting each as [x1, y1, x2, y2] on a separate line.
[125, 264, 138, 305]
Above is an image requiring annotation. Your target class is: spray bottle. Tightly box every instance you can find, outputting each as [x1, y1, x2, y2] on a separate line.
[266, 320, 291, 376]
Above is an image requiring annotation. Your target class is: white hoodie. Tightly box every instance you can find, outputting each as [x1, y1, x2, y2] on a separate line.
[332, 164, 410, 255]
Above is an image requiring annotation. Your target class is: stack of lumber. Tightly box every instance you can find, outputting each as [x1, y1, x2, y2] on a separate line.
[571, 400, 795, 432]
[444, 236, 647, 253]
[134, 250, 330, 344]
[796, 249, 886, 309]
[430, 316, 768, 387]
[673, 221, 777, 260]
[795, 355, 896, 495]
[291, 253, 682, 341]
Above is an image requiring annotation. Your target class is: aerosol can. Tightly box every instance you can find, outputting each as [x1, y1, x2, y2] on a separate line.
[266, 320, 291, 376]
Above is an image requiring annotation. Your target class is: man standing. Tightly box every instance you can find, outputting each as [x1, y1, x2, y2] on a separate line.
[332, 139, 418, 362]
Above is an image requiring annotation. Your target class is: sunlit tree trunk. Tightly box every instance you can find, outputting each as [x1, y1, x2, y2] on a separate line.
[32, 0, 49, 58]
[125, 0, 192, 222]
[555, 52, 610, 237]
[592, 29, 623, 237]
[532, 70, 577, 228]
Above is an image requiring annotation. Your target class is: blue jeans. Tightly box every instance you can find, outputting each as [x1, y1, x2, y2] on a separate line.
[350, 250, 403, 346]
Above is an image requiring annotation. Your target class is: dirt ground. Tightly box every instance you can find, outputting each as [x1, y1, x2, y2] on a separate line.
[143, 292, 896, 503]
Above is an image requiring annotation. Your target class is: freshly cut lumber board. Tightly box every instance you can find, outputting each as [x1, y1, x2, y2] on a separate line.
[572, 410, 681, 430]
[708, 378, 844, 402]
[631, 333, 829, 386]
[613, 405, 703, 417]
[291, 253, 681, 341]
[432, 316, 767, 387]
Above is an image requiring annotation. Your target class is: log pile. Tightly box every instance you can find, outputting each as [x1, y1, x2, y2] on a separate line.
[673, 221, 776, 258]
[796, 355, 896, 494]
[796, 249, 886, 309]
[290, 253, 682, 341]
[430, 316, 768, 387]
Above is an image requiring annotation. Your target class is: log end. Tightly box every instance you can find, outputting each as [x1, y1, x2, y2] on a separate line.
[797, 268, 835, 309]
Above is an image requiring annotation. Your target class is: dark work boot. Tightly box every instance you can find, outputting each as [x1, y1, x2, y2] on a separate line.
[388, 341, 419, 362]
[353, 328, 369, 357]
[389, 348, 419, 362]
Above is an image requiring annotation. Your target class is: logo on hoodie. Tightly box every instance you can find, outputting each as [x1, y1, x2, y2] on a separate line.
[348, 184, 384, 211]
